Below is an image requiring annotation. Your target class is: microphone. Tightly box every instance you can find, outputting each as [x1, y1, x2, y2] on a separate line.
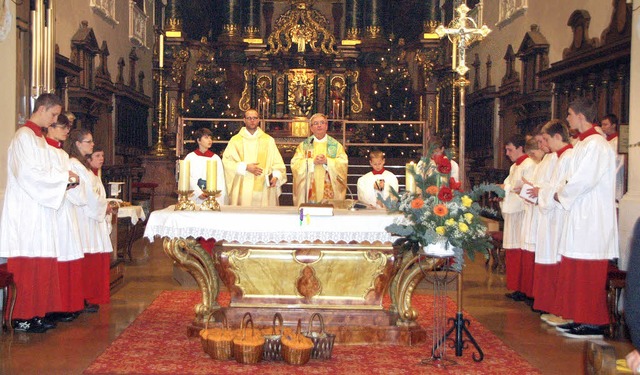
[336, 175, 358, 210]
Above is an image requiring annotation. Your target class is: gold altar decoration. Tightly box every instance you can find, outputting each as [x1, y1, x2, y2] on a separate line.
[292, 116, 310, 137]
[162, 236, 439, 344]
[288, 68, 314, 116]
[266, 0, 338, 55]
[200, 189, 221, 211]
[175, 190, 196, 211]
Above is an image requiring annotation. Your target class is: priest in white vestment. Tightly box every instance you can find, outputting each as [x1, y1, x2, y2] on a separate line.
[223, 109, 286, 206]
[0, 94, 77, 333]
[290, 113, 348, 206]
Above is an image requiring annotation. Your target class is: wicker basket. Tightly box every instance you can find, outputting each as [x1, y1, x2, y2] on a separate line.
[199, 311, 235, 361]
[304, 313, 336, 360]
[281, 319, 314, 365]
[233, 313, 265, 364]
[263, 313, 284, 361]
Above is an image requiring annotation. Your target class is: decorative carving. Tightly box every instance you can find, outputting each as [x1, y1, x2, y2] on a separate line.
[563, 10, 598, 59]
[129, 0, 147, 47]
[266, 0, 338, 55]
[296, 266, 321, 301]
[497, 0, 527, 29]
[90, 0, 118, 26]
[600, 0, 632, 44]
[170, 47, 190, 85]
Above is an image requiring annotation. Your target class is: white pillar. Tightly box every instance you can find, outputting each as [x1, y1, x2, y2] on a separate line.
[617, 0, 640, 270]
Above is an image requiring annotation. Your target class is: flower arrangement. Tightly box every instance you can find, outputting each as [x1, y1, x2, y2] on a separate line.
[382, 146, 504, 271]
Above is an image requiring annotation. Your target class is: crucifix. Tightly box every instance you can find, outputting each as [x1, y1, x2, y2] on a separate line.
[431, 3, 490, 363]
[435, 4, 491, 191]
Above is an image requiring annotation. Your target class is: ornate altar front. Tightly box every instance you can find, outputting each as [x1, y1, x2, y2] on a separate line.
[144, 206, 437, 345]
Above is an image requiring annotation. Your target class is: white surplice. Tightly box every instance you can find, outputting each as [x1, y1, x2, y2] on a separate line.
[183, 152, 227, 206]
[0, 126, 68, 258]
[68, 158, 112, 254]
[557, 134, 618, 260]
[521, 153, 557, 252]
[356, 170, 399, 207]
[47, 142, 85, 261]
[500, 156, 536, 249]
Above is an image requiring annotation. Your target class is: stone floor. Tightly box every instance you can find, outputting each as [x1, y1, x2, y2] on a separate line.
[0, 237, 633, 374]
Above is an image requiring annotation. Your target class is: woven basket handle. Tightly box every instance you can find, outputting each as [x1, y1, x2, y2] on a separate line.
[307, 312, 325, 334]
[272, 312, 284, 335]
[204, 311, 216, 330]
[242, 317, 254, 340]
[295, 318, 304, 343]
[240, 312, 252, 330]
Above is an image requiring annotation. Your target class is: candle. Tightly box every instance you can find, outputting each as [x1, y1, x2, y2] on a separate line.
[178, 160, 190, 191]
[405, 162, 416, 194]
[206, 159, 217, 191]
[341, 99, 345, 119]
[159, 34, 164, 68]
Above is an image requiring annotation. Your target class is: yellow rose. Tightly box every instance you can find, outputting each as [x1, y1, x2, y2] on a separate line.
[445, 218, 456, 226]
[464, 213, 474, 223]
[458, 222, 469, 232]
[436, 226, 446, 235]
[461, 195, 473, 207]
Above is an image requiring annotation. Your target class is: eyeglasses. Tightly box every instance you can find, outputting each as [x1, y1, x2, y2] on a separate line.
[245, 116, 259, 120]
[311, 121, 327, 126]
[81, 140, 95, 144]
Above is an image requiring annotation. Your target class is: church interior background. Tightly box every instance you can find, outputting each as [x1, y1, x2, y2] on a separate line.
[0, 0, 639, 371]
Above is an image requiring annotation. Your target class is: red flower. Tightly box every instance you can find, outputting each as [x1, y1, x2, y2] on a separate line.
[433, 154, 452, 174]
[449, 177, 462, 191]
[438, 186, 453, 202]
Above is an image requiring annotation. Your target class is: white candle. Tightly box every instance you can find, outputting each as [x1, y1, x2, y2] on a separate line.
[341, 99, 345, 119]
[406, 162, 416, 194]
[206, 159, 217, 191]
[178, 160, 190, 191]
[159, 34, 164, 68]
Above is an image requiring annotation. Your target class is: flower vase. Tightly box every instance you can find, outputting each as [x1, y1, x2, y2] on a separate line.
[422, 239, 455, 257]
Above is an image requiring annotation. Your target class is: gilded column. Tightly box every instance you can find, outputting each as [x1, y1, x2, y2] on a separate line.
[222, 0, 242, 38]
[365, 0, 382, 39]
[424, 0, 441, 35]
[165, 0, 183, 39]
[344, 0, 362, 41]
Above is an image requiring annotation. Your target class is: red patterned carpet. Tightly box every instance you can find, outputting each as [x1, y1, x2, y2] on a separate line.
[84, 291, 541, 374]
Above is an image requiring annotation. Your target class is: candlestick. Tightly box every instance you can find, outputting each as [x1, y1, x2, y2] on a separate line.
[178, 160, 190, 191]
[201, 189, 221, 211]
[405, 162, 416, 194]
[206, 159, 217, 191]
[175, 189, 196, 211]
[159, 34, 164, 68]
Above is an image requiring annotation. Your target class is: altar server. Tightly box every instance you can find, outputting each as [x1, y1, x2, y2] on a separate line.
[0, 93, 77, 333]
[291, 113, 348, 206]
[65, 129, 113, 310]
[357, 150, 398, 208]
[500, 134, 536, 301]
[44, 114, 86, 321]
[518, 135, 551, 300]
[600, 114, 625, 202]
[532, 120, 573, 323]
[555, 97, 618, 339]
[223, 109, 286, 206]
[184, 127, 227, 206]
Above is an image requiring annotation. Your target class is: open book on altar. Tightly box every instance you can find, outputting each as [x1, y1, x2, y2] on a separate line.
[298, 203, 334, 216]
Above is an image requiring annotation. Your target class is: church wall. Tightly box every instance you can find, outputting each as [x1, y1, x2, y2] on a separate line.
[469, 0, 612, 96]
[0, 1, 18, 214]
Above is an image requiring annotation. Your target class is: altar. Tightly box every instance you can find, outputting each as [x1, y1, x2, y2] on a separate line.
[144, 206, 438, 345]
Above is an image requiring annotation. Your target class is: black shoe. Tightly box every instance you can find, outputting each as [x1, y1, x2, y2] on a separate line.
[45, 312, 77, 323]
[524, 297, 534, 307]
[505, 291, 527, 301]
[35, 316, 57, 330]
[555, 322, 581, 332]
[12, 318, 49, 333]
[84, 301, 99, 313]
[560, 324, 605, 339]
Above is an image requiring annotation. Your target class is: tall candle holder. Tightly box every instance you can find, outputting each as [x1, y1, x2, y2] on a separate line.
[200, 189, 221, 211]
[175, 190, 196, 211]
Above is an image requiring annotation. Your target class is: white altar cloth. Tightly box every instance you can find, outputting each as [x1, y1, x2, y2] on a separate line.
[143, 206, 400, 244]
[118, 205, 146, 225]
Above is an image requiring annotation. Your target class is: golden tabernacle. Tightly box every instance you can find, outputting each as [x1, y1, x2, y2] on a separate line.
[145, 206, 438, 345]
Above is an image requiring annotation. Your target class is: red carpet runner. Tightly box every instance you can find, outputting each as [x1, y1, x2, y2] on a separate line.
[84, 291, 541, 374]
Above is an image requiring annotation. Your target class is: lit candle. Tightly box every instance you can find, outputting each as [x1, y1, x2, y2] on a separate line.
[405, 162, 416, 194]
[178, 160, 190, 191]
[159, 34, 164, 68]
[341, 99, 345, 119]
[206, 159, 217, 191]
